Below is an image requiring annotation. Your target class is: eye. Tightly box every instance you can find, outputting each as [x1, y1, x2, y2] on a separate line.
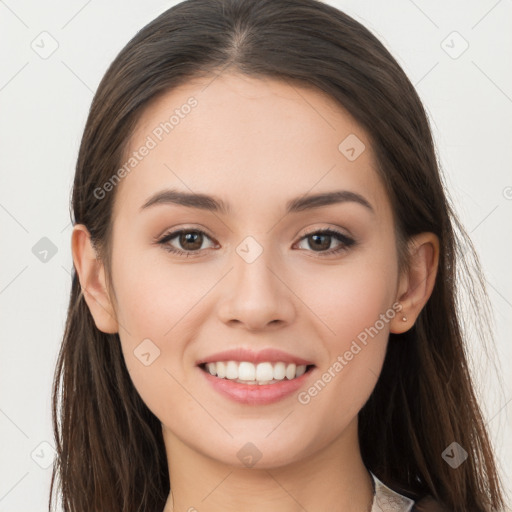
[295, 228, 356, 256]
[156, 228, 217, 257]
[156, 227, 356, 257]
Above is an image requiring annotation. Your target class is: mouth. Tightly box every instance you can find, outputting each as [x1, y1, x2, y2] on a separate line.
[198, 361, 316, 385]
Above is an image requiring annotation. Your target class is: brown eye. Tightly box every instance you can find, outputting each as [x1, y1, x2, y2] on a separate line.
[178, 231, 203, 251]
[296, 229, 356, 256]
[157, 227, 355, 258]
[157, 229, 216, 256]
[307, 233, 332, 251]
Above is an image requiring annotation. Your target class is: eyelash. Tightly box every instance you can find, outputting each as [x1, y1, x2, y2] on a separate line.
[156, 227, 356, 258]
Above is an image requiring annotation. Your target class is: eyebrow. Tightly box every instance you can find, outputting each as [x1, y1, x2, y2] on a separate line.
[140, 188, 374, 215]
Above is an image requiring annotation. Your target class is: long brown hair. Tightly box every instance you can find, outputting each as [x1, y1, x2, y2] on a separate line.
[50, 0, 508, 510]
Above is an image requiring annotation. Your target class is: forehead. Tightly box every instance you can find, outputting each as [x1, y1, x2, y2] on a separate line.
[113, 72, 390, 222]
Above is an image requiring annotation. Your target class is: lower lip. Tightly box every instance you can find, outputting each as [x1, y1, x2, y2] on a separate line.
[199, 366, 315, 405]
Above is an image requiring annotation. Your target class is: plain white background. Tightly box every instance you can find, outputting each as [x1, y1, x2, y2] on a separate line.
[0, 1, 511, 510]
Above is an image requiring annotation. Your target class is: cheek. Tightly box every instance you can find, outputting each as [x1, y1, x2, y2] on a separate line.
[111, 245, 211, 341]
[112, 271, 187, 425]
[295, 252, 397, 420]
[110, 251, 218, 419]
[303, 249, 398, 344]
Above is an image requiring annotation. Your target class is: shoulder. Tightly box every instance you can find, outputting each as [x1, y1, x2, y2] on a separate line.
[412, 495, 452, 511]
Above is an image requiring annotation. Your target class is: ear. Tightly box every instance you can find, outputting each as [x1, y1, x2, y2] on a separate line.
[390, 232, 440, 334]
[71, 224, 119, 334]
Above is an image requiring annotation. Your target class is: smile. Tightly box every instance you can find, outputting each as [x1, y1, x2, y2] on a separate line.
[198, 362, 316, 405]
[199, 361, 313, 385]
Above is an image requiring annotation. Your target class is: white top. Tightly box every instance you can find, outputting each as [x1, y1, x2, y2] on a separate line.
[370, 471, 415, 512]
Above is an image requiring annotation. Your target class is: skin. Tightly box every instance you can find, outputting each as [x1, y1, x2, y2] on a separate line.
[72, 72, 439, 512]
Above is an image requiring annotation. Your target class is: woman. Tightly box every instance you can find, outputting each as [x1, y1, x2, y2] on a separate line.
[50, 0, 507, 511]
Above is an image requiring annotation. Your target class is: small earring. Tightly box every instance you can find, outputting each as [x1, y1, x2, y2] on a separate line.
[402, 315, 407, 322]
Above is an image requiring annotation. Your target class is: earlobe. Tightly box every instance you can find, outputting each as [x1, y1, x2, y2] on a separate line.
[71, 224, 119, 334]
[390, 232, 440, 334]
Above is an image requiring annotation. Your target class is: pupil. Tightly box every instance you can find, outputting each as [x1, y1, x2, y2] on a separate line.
[182, 232, 201, 250]
[311, 234, 329, 251]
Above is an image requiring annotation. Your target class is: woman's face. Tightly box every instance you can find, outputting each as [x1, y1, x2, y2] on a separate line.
[106, 72, 404, 468]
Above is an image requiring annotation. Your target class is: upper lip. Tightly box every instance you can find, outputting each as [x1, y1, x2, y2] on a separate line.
[196, 348, 315, 366]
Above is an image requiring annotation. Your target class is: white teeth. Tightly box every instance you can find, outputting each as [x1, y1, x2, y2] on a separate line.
[226, 361, 238, 379]
[296, 365, 306, 377]
[255, 362, 274, 381]
[216, 361, 226, 378]
[202, 360, 310, 383]
[238, 361, 255, 381]
[285, 363, 296, 380]
[273, 362, 286, 380]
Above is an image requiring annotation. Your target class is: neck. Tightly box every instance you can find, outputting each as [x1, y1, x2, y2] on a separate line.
[162, 418, 374, 512]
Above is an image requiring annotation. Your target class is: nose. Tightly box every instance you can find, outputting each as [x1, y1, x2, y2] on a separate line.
[216, 243, 296, 331]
